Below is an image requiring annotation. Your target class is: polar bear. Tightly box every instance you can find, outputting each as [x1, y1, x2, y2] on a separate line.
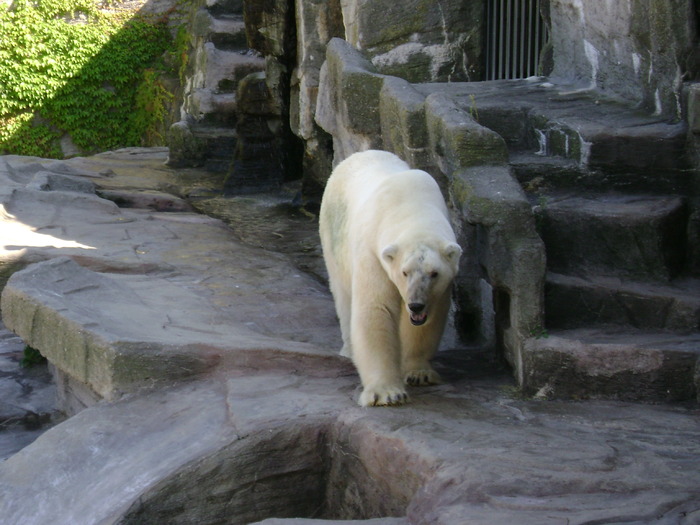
[319, 150, 461, 406]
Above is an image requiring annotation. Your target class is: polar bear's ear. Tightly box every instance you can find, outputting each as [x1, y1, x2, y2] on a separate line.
[443, 242, 462, 263]
[381, 244, 399, 263]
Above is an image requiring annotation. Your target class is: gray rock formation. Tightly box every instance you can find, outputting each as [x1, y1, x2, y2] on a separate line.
[0, 322, 60, 461]
[0, 149, 340, 408]
[547, 0, 696, 118]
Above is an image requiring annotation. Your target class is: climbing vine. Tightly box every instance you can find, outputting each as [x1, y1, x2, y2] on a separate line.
[130, 68, 174, 146]
[0, 0, 178, 158]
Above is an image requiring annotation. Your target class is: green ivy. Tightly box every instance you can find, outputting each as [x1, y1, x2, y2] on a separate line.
[172, 24, 190, 85]
[0, 0, 179, 158]
[130, 68, 174, 146]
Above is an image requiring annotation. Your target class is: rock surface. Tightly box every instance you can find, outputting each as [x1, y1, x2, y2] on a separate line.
[0, 148, 342, 405]
[0, 321, 61, 461]
[0, 148, 699, 524]
[547, 0, 695, 118]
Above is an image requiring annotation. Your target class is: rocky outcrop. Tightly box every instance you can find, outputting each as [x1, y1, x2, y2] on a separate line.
[290, 0, 344, 199]
[172, 0, 699, 195]
[546, 0, 697, 118]
[6, 362, 700, 524]
[240, 0, 486, 199]
[3, 1, 700, 521]
[0, 149, 341, 409]
[340, 0, 483, 83]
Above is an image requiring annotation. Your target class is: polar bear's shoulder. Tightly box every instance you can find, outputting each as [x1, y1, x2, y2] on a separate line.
[333, 150, 410, 179]
[345, 149, 409, 167]
[325, 150, 446, 221]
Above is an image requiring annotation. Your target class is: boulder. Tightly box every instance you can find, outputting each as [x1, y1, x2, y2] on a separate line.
[315, 38, 386, 163]
[548, 0, 695, 117]
[451, 165, 545, 373]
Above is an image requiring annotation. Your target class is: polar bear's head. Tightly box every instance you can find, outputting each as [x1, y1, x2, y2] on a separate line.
[381, 240, 462, 326]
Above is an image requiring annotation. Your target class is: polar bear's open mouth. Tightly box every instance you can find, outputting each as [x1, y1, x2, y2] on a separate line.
[410, 312, 428, 326]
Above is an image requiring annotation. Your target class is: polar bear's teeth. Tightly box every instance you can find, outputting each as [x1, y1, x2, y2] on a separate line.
[410, 312, 428, 326]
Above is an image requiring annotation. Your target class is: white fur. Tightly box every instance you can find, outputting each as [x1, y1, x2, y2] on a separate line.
[319, 150, 461, 406]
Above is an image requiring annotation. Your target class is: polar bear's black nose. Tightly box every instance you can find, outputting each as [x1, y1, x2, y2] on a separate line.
[408, 303, 425, 313]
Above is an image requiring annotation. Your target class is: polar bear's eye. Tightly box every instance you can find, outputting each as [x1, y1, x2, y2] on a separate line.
[402, 270, 408, 277]
[430, 271, 439, 279]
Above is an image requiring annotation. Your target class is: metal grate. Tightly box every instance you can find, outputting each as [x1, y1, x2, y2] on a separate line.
[484, 0, 549, 80]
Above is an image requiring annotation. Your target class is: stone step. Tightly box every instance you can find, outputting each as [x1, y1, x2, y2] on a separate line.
[187, 90, 238, 125]
[511, 152, 690, 196]
[193, 8, 247, 52]
[1, 235, 341, 406]
[545, 272, 700, 331]
[527, 107, 687, 172]
[191, 126, 238, 172]
[522, 326, 700, 402]
[535, 192, 687, 282]
[415, 78, 689, 172]
[209, 14, 247, 51]
[196, 43, 264, 93]
[207, 0, 243, 17]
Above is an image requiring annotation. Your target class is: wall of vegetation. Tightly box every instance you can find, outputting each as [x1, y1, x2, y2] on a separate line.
[0, 0, 182, 158]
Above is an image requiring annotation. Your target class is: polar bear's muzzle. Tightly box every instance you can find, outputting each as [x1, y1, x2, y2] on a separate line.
[408, 302, 428, 326]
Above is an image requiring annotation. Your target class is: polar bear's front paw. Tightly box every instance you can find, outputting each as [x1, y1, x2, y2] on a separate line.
[404, 368, 442, 386]
[359, 384, 409, 407]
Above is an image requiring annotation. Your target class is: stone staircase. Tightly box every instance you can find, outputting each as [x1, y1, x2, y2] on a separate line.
[168, 0, 264, 173]
[528, 189, 699, 401]
[451, 78, 699, 401]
